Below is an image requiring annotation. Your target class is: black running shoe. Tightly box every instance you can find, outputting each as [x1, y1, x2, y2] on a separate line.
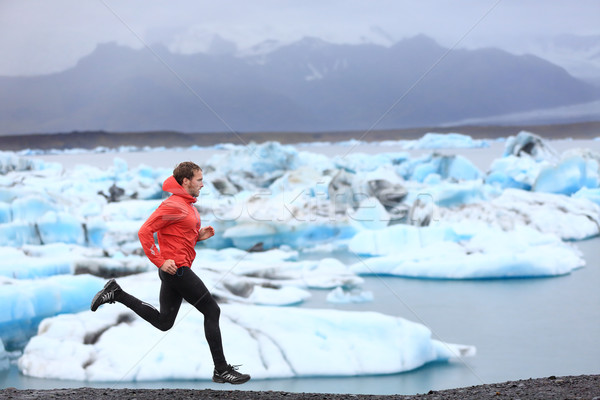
[212, 364, 251, 384]
[90, 279, 121, 311]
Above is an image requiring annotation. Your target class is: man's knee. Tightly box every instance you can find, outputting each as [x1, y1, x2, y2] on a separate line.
[205, 302, 221, 321]
[156, 319, 176, 331]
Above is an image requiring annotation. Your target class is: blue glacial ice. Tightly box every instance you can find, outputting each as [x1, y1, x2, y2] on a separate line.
[0, 274, 104, 350]
[405, 132, 490, 149]
[534, 156, 599, 195]
[0, 338, 8, 372]
[348, 224, 584, 279]
[573, 187, 600, 206]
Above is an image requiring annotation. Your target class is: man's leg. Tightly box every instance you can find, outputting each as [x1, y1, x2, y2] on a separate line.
[91, 271, 182, 332]
[168, 267, 250, 384]
[162, 267, 227, 370]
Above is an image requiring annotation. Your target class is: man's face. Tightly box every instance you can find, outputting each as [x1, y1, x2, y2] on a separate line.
[183, 169, 204, 198]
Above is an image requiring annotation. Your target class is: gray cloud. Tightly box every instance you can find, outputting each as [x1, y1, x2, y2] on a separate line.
[1, 0, 599, 76]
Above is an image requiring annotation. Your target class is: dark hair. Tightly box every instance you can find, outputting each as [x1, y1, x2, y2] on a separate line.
[173, 161, 202, 185]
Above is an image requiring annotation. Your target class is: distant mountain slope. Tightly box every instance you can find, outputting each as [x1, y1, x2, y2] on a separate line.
[1, 35, 598, 135]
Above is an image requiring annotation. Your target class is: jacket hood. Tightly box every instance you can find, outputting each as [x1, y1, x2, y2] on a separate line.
[162, 175, 197, 203]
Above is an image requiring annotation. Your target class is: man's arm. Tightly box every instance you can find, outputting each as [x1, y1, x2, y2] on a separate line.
[138, 205, 174, 268]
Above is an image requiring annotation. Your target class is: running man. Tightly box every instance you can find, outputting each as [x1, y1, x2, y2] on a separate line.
[91, 161, 250, 384]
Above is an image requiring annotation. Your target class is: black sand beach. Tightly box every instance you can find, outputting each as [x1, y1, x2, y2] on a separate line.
[1, 375, 599, 399]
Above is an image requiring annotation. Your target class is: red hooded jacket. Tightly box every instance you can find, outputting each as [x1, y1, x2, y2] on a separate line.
[138, 175, 201, 268]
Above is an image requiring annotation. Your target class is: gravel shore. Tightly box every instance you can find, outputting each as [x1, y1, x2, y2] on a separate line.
[1, 375, 598, 400]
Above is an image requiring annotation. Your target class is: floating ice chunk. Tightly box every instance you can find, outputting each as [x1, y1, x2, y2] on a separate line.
[268, 166, 329, 196]
[0, 338, 8, 371]
[0, 245, 74, 279]
[206, 142, 307, 187]
[220, 194, 357, 250]
[19, 304, 475, 381]
[503, 131, 559, 162]
[405, 180, 495, 209]
[0, 274, 104, 350]
[348, 197, 390, 230]
[72, 254, 150, 277]
[11, 195, 58, 222]
[486, 155, 545, 190]
[349, 224, 463, 257]
[534, 156, 599, 194]
[222, 222, 279, 249]
[295, 258, 363, 289]
[246, 285, 311, 306]
[573, 187, 600, 206]
[333, 152, 407, 173]
[326, 287, 374, 303]
[102, 199, 161, 221]
[0, 202, 11, 223]
[196, 251, 363, 293]
[397, 153, 481, 182]
[85, 217, 108, 247]
[0, 188, 16, 203]
[0, 151, 42, 174]
[404, 133, 489, 149]
[350, 224, 584, 279]
[0, 222, 40, 247]
[37, 211, 85, 245]
[440, 188, 600, 240]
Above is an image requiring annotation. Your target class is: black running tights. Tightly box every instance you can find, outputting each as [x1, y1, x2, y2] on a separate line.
[115, 267, 227, 371]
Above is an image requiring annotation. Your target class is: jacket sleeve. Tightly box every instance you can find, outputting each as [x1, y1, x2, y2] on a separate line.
[138, 204, 175, 268]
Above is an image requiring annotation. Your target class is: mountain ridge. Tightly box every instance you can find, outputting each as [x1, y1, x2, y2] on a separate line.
[1, 35, 598, 135]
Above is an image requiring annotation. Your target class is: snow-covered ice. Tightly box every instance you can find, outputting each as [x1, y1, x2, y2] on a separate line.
[18, 302, 474, 381]
[349, 224, 584, 279]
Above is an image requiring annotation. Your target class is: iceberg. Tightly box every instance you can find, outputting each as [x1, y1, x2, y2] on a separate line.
[503, 131, 559, 162]
[37, 211, 86, 245]
[0, 150, 45, 174]
[573, 187, 600, 206]
[486, 155, 545, 190]
[0, 274, 104, 350]
[396, 153, 482, 182]
[0, 339, 8, 372]
[534, 156, 599, 195]
[18, 304, 475, 381]
[405, 180, 496, 210]
[349, 224, 584, 279]
[349, 224, 463, 257]
[403, 133, 490, 149]
[11, 195, 58, 222]
[193, 249, 364, 295]
[326, 287, 374, 304]
[0, 246, 74, 279]
[488, 133, 600, 195]
[440, 188, 600, 240]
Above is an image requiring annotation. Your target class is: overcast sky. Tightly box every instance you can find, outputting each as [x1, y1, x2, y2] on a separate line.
[1, 0, 599, 76]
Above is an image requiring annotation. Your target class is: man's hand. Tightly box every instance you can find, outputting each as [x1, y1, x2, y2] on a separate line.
[198, 225, 215, 241]
[160, 259, 177, 275]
